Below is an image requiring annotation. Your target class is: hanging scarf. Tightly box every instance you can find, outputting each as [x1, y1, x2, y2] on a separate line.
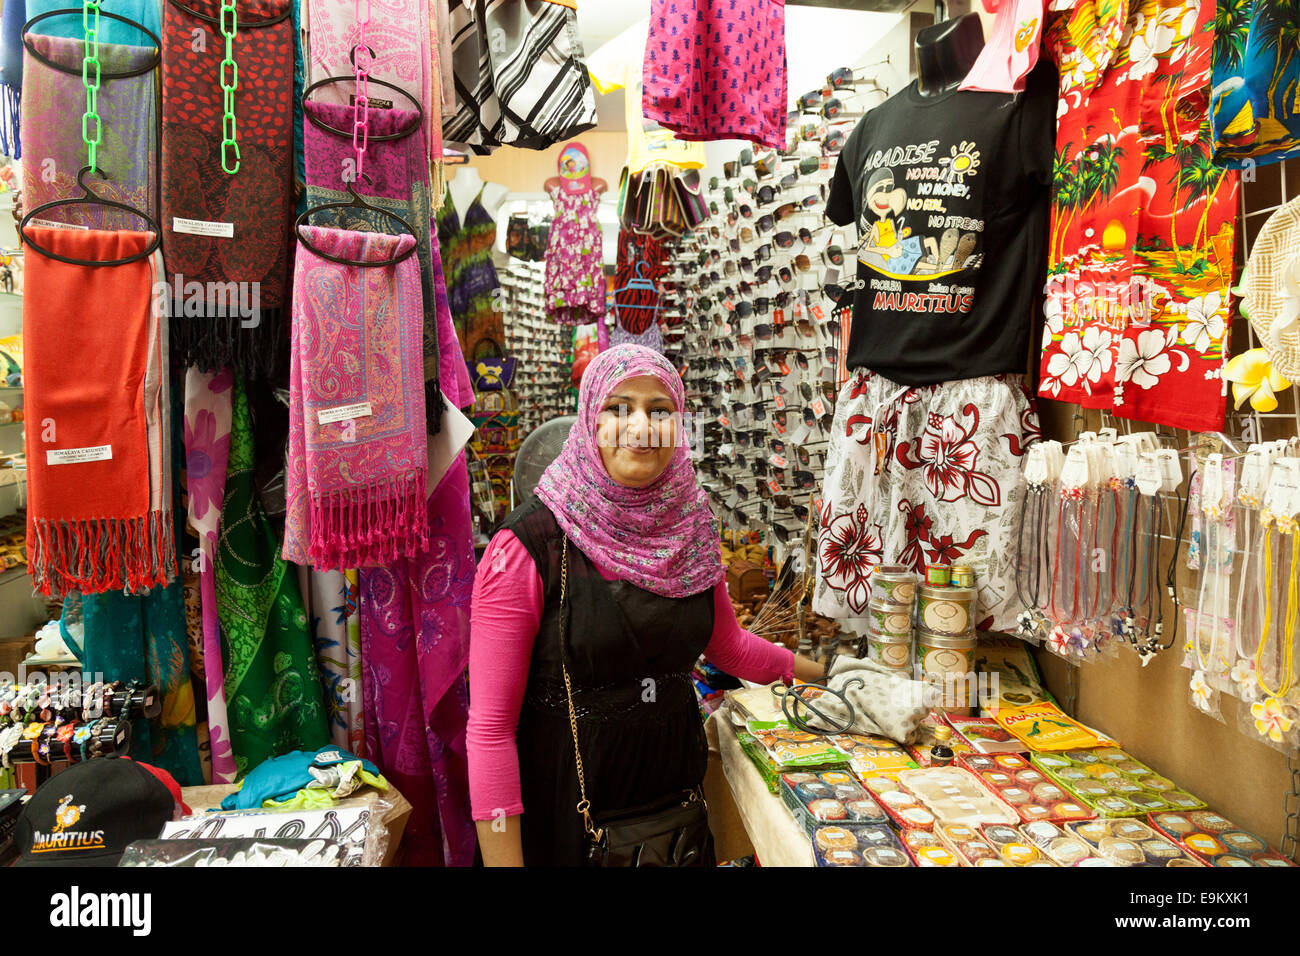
[306, 0, 442, 186]
[534, 343, 724, 598]
[282, 226, 430, 570]
[0, 0, 24, 158]
[183, 366, 238, 783]
[217, 377, 329, 778]
[20, 33, 158, 229]
[301, 100, 442, 434]
[300, 567, 365, 755]
[359, 452, 476, 866]
[76, 409, 203, 785]
[161, 0, 293, 380]
[24, 228, 175, 597]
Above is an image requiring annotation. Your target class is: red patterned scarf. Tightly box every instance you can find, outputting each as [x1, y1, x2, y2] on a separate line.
[161, 0, 293, 380]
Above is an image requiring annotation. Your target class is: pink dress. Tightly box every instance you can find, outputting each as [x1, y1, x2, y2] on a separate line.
[544, 184, 606, 327]
[642, 0, 788, 149]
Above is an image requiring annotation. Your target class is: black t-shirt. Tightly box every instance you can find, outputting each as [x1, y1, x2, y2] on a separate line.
[825, 61, 1057, 385]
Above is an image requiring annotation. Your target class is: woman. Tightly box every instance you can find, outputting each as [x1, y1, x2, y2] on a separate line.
[468, 344, 822, 866]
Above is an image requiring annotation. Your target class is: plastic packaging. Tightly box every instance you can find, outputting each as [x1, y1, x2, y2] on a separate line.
[897, 766, 1020, 827]
[811, 823, 912, 867]
[861, 775, 936, 830]
[870, 566, 918, 606]
[1031, 749, 1205, 818]
[830, 733, 921, 780]
[1065, 818, 1203, 867]
[900, 827, 964, 867]
[959, 752, 1095, 823]
[937, 822, 1000, 864]
[1148, 810, 1296, 867]
[119, 838, 347, 867]
[779, 770, 888, 832]
[1019, 819, 1098, 865]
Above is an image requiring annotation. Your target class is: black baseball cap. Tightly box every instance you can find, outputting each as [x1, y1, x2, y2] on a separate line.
[14, 757, 178, 867]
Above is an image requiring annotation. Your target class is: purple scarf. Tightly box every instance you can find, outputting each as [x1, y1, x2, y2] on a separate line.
[534, 343, 724, 598]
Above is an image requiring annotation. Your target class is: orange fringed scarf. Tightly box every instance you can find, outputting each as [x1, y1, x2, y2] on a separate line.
[23, 227, 176, 596]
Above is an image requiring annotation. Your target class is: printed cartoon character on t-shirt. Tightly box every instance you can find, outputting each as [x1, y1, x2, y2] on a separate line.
[856, 167, 916, 272]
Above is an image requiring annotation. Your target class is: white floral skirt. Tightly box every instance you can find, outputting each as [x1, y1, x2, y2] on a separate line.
[813, 369, 1040, 631]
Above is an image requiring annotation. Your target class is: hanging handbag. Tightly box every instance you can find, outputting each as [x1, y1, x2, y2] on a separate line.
[556, 537, 714, 867]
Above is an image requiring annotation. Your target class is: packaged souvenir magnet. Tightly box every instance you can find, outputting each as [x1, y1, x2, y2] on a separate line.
[867, 629, 913, 670]
[830, 733, 921, 781]
[917, 584, 977, 636]
[1031, 748, 1206, 818]
[870, 565, 918, 607]
[1148, 811, 1295, 866]
[862, 775, 937, 830]
[898, 766, 1020, 827]
[901, 828, 965, 867]
[1065, 819, 1204, 867]
[812, 823, 913, 868]
[866, 599, 914, 638]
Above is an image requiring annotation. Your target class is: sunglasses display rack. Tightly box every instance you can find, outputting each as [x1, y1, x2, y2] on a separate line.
[499, 260, 577, 437]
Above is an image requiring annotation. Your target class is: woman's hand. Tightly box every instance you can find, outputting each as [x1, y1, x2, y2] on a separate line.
[792, 654, 826, 684]
[476, 815, 525, 867]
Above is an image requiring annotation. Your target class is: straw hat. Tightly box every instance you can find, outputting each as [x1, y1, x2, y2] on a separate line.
[1242, 196, 1300, 386]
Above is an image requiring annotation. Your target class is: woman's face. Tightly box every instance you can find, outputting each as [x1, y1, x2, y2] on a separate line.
[595, 375, 679, 488]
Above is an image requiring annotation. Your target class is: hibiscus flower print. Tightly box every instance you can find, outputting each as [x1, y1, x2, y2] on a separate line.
[184, 408, 230, 523]
[1045, 327, 1114, 393]
[1180, 291, 1226, 354]
[1116, 328, 1172, 390]
[899, 407, 1001, 506]
[819, 505, 883, 614]
[1126, 17, 1176, 81]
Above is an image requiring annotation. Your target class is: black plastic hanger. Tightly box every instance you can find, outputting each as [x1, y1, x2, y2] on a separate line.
[20, 166, 161, 267]
[295, 173, 418, 268]
[22, 9, 161, 74]
[302, 74, 424, 142]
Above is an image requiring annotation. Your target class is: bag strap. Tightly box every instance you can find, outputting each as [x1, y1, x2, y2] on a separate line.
[557, 536, 603, 841]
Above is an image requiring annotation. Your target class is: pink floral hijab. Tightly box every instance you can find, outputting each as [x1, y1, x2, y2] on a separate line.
[535, 344, 724, 598]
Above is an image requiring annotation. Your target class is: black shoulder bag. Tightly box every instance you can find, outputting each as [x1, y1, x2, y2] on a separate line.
[557, 536, 714, 867]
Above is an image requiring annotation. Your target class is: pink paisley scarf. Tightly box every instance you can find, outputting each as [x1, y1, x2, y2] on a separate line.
[283, 225, 429, 570]
[534, 343, 724, 598]
[307, 0, 442, 174]
[182, 367, 238, 783]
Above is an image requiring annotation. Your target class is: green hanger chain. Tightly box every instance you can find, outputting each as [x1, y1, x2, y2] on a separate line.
[80, 0, 102, 173]
[219, 0, 239, 175]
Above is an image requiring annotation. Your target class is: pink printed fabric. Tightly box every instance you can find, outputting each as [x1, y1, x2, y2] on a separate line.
[466, 529, 795, 820]
[543, 184, 606, 326]
[183, 367, 238, 784]
[960, 0, 1047, 94]
[642, 0, 788, 149]
[534, 344, 725, 598]
[283, 226, 430, 570]
[307, 0, 441, 168]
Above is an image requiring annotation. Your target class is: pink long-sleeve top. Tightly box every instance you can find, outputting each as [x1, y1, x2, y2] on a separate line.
[467, 529, 794, 821]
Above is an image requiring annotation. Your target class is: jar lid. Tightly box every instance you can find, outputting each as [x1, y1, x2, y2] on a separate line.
[918, 584, 977, 601]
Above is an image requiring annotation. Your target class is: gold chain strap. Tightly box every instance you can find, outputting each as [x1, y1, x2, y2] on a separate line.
[558, 536, 601, 840]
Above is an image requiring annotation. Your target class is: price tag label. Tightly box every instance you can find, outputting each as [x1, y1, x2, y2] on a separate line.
[768, 478, 783, 496]
[1202, 453, 1225, 515]
[774, 308, 785, 324]
[1156, 449, 1183, 492]
[1136, 452, 1161, 496]
[773, 393, 786, 410]
[810, 304, 826, 321]
[1264, 458, 1300, 518]
[1060, 445, 1090, 490]
[1023, 444, 1048, 486]
[770, 454, 789, 469]
[754, 365, 768, 378]
[1240, 450, 1265, 503]
[773, 419, 787, 435]
[722, 322, 733, 335]
[718, 414, 731, 428]
[811, 398, 826, 418]
[725, 298, 735, 312]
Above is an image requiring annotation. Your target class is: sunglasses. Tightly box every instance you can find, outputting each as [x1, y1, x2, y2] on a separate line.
[724, 161, 738, 179]
[798, 89, 822, 111]
[774, 230, 798, 249]
[823, 245, 844, 266]
[756, 214, 775, 235]
[738, 203, 754, 219]
[755, 243, 774, 263]
[823, 129, 847, 153]
[757, 184, 780, 205]
[798, 155, 822, 175]
[779, 171, 798, 190]
[754, 264, 774, 284]
[774, 202, 799, 221]
[754, 153, 777, 178]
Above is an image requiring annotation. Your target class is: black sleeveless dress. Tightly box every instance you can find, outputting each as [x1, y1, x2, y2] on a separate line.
[501, 497, 715, 866]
